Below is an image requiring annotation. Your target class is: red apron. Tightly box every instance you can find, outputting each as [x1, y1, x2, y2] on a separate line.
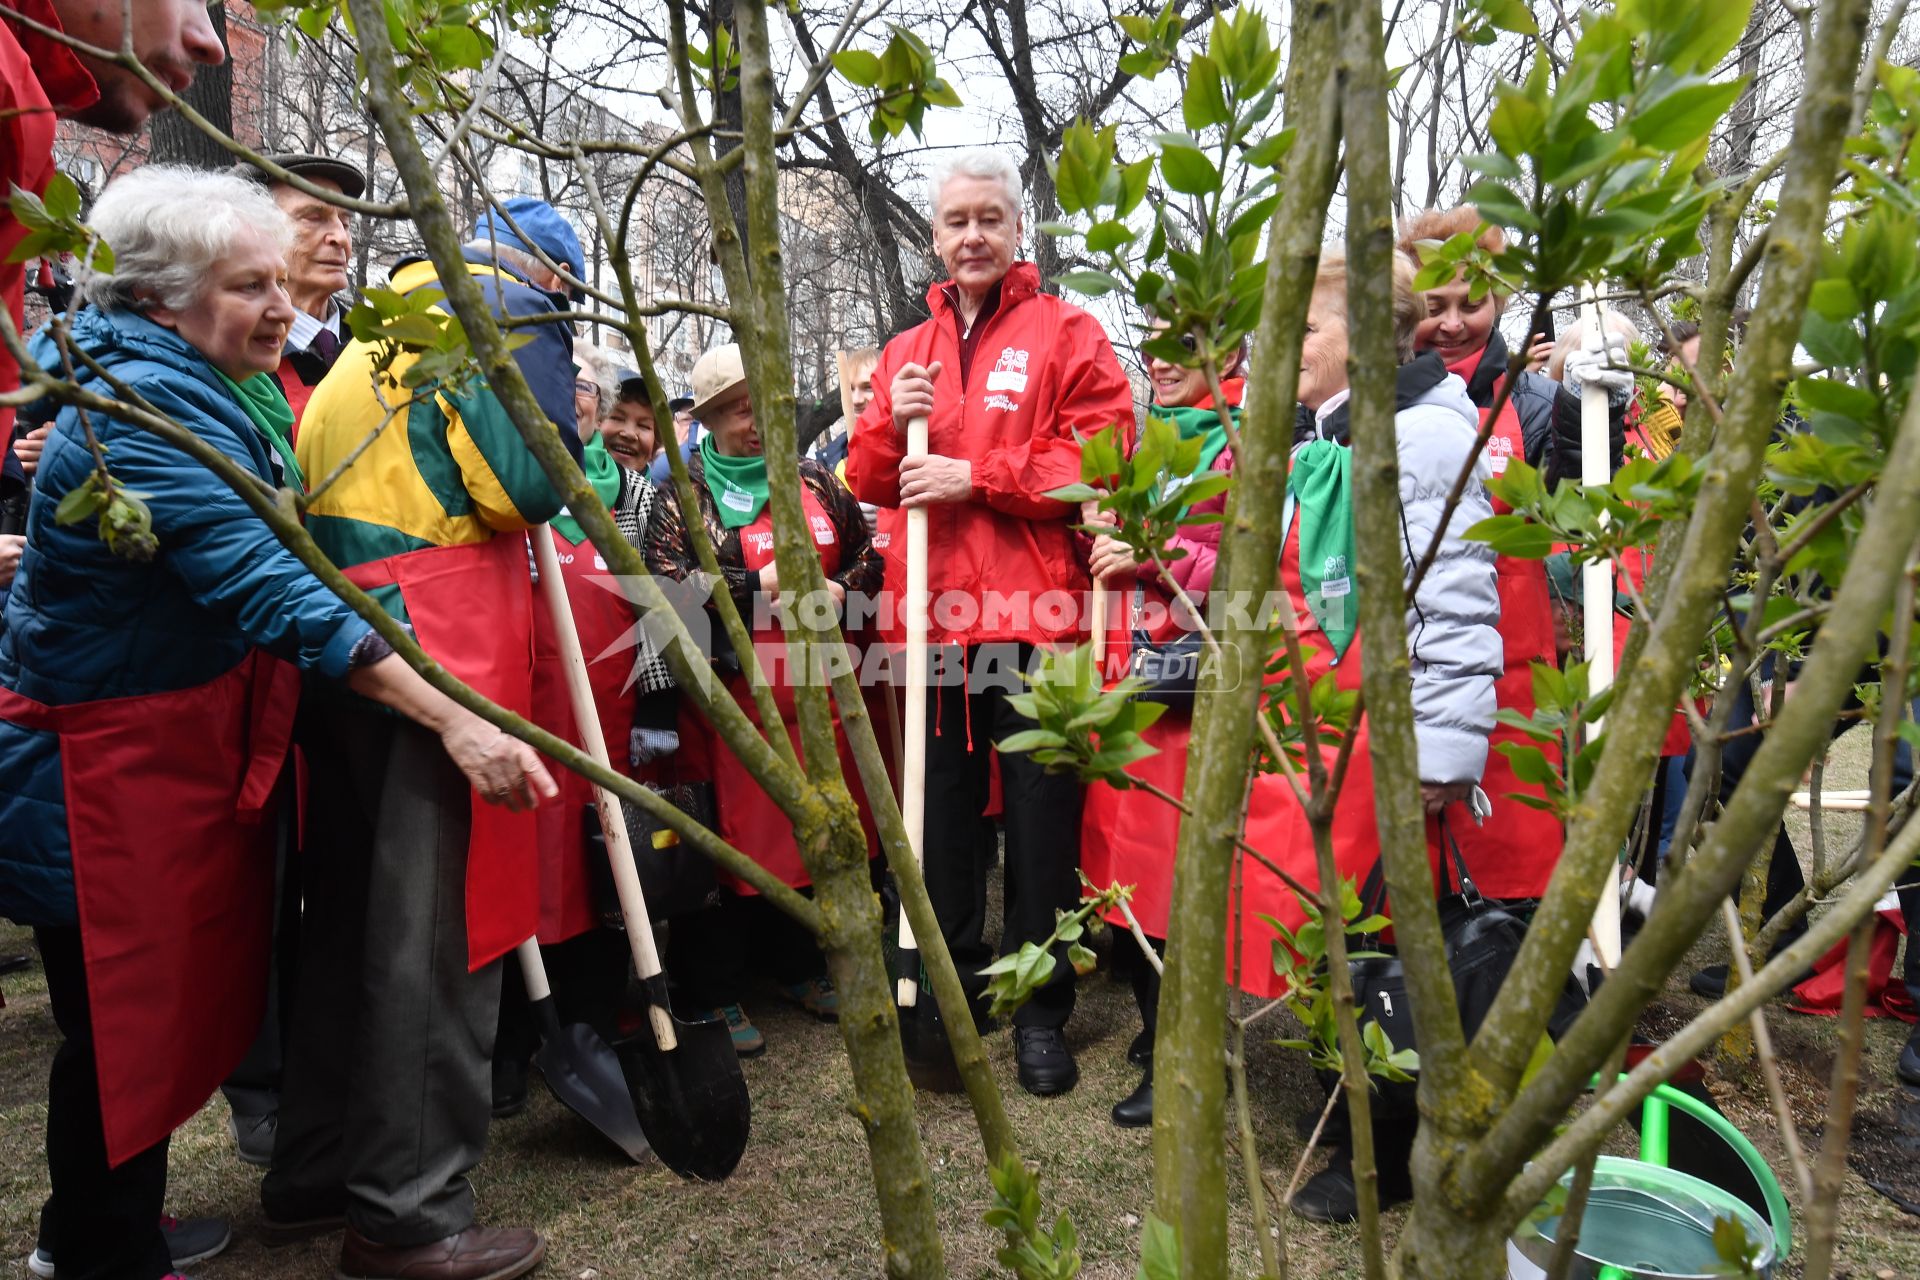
[342, 536, 538, 969]
[0, 650, 300, 1167]
[1081, 518, 1435, 997]
[529, 525, 651, 942]
[1449, 386, 1565, 899]
[1614, 544, 1693, 757]
[692, 489, 879, 892]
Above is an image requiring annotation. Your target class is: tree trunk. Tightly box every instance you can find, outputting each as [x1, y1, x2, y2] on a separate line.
[148, 3, 232, 169]
[1149, 4, 1342, 1274]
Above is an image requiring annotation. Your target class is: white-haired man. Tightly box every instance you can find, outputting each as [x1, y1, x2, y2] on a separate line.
[847, 149, 1135, 1097]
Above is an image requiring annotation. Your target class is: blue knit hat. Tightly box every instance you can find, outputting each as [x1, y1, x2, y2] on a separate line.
[471, 196, 585, 290]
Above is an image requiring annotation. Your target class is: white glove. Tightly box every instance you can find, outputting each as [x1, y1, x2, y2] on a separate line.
[1563, 336, 1635, 405]
[1621, 874, 1657, 923]
[630, 726, 681, 766]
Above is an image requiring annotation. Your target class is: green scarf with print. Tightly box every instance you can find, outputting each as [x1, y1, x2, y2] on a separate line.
[551, 432, 623, 544]
[699, 431, 770, 528]
[1152, 402, 1234, 501]
[1289, 439, 1357, 661]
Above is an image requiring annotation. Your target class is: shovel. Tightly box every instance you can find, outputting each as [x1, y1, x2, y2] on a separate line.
[893, 414, 965, 1092]
[533, 527, 751, 1180]
[513, 937, 650, 1162]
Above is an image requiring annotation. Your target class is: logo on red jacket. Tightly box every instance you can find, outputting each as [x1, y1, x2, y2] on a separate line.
[985, 347, 1030, 394]
[1486, 434, 1513, 474]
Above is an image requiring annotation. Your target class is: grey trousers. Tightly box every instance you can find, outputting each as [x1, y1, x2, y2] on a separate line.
[263, 702, 499, 1246]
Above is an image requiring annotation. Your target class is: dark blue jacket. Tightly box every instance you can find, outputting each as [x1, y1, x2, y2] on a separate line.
[0, 308, 375, 927]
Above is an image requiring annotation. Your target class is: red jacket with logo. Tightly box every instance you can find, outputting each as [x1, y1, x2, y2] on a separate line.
[847, 262, 1135, 646]
[1, 0, 96, 443]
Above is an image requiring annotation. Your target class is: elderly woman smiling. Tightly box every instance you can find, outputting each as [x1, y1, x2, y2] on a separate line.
[0, 167, 553, 1280]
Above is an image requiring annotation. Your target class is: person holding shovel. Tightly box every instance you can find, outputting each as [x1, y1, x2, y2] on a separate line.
[644, 342, 883, 1054]
[846, 148, 1136, 1097]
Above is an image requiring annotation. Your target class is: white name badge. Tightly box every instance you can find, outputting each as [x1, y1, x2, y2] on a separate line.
[1320, 576, 1351, 598]
[722, 486, 754, 512]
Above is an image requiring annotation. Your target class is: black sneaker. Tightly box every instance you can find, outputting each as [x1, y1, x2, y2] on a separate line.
[1899, 1023, 1920, 1088]
[1013, 1026, 1078, 1097]
[1126, 1027, 1152, 1067]
[1689, 960, 1811, 1000]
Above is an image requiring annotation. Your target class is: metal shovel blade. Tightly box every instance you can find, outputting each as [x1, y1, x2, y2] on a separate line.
[614, 980, 751, 1181]
[529, 997, 651, 1164]
[897, 960, 965, 1095]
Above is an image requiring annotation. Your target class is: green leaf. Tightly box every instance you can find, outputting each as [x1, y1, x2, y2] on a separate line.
[53, 477, 106, 526]
[832, 49, 882, 86]
[1462, 179, 1540, 232]
[1054, 269, 1121, 298]
[998, 729, 1070, 754]
[1629, 78, 1748, 151]
[1085, 220, 1136, 255]
[1158, 144, 1220, 196]
[1794, 377, 1879, 422]
[1482, 0, 1539, 35]
[1242, 128, 1296, 170]
[1137, 1215, 1179, 1280]
[1489, 86, 1547, 158]
[1182, 54, 1231, 132]
[41, 172, 81, 222]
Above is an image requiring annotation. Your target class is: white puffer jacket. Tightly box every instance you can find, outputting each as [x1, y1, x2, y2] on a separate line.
[1312, 373, 1502, 784]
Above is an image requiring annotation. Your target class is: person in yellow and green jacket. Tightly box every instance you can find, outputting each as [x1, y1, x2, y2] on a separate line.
[267, 198, 587, 1278]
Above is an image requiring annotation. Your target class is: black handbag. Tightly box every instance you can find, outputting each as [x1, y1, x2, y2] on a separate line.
[582, 780, 721, 923]
[1127, 627, 1208, 710]
[1343, 818, 1567, 1121]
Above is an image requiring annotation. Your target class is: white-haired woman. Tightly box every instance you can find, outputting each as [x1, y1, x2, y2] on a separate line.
[0, 166, 553, 1279]
[571, 339, 618, 442]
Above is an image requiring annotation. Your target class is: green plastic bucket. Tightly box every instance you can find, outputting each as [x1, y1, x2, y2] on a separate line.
[1507, 1156, 1779, 1279]
[1509, 1079, 1791, 1280]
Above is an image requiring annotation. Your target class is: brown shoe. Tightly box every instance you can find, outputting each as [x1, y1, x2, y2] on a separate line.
[336, 1226, 546, 1280]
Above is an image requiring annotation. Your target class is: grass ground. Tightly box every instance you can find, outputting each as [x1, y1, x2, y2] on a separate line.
[1, 730, 1918, 1276]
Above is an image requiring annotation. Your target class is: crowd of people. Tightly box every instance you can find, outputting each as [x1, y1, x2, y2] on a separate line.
[3, 3, 1919, 1280]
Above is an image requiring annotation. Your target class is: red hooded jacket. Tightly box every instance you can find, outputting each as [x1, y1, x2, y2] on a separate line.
[847, 261, 1136, 646]
[1, 0, 96, 442]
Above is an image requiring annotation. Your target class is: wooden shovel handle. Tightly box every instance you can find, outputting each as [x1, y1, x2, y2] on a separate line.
[532, 527, 677, 1052]
[898, 415, 931, 1006]
[1089, 573, 1109, 670]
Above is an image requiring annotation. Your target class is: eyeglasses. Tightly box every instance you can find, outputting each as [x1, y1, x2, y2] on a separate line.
[1139, 332, 1200, 362]
[574, 379, 600, 397]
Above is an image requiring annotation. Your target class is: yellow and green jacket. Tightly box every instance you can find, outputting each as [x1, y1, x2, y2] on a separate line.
[296, 257, 573, 622]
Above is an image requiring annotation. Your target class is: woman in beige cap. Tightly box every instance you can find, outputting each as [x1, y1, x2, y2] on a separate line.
[643, 343, 883, 1055]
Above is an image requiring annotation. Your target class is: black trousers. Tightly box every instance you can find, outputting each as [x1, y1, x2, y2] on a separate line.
[222, 791, 300, 1120]
[921, 643, 1084, 1029]
[497, 927, 633, 1067]
[35, 924, 171, 1280]
[665, 889, 827, 1015]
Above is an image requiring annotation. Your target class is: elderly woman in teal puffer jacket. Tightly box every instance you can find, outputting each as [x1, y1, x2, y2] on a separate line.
[0, 166, 555, 1280]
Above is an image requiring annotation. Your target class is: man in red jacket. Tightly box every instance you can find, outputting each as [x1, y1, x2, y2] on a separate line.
[848, 149, 1135, 1096]
[2, 0, 223, 439]
[1, 5, 228, 1276]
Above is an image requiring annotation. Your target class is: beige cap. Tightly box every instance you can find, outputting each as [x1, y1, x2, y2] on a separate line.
[689, 343, 749, 419]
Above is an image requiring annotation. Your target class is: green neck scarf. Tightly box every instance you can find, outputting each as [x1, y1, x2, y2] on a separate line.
[699, 431, 769, 528]
[215, 369, 303, 490]
[1153, 402, 1234, 501]
[552, 432, 623, 544]
[1288, 439, 1357, 661]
